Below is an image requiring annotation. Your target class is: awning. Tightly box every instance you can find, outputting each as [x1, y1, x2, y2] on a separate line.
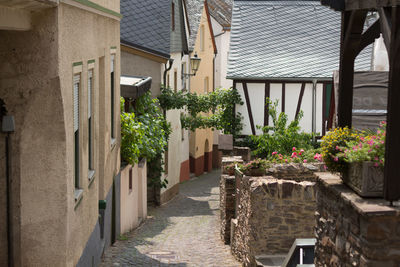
[120, 76, 152, 99]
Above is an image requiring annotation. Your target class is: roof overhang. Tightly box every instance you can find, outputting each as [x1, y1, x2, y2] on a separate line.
[227, 76, 334, 82]
[121, 40, 170, 63]
[120, 76, 152, 99]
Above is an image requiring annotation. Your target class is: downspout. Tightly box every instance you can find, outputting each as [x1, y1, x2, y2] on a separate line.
[163, 59, 174, 91]
[312, 79, 317, 142]
[2, 114, 15, 267]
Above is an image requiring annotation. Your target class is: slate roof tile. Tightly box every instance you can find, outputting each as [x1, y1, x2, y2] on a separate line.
[227, 0, 372, 79]
[207, 0, 233, 27]
[120, 0, 171, 57]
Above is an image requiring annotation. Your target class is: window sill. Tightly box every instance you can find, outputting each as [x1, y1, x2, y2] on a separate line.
[88, 170, 95, 188]
[74, 189, 83, 210]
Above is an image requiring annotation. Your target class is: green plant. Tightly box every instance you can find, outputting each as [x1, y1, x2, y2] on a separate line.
[339, 121, 386, 167]
[158, 87, 244, 137]
[320, 126, 362, 172]
[251, 99, 316, 159]
[120, 92, 171, 188]
[241, 158, 270, 174]
[268, 147, 323, 164]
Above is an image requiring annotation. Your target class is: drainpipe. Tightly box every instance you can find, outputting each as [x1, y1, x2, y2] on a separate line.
[312, 79, 317, 142]
[2, 115, 15, 267]
[163, 59, 174, 91]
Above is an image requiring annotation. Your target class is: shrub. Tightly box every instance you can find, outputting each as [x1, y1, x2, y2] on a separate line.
[320, 127, 362, 172]
[251, 99, 316, 159]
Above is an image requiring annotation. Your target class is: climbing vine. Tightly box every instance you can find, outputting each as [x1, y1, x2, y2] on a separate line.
[158, 87, 244, 137]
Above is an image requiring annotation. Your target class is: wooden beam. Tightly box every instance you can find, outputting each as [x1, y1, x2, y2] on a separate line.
[264, 82, 270, 126]
[337, 10, 367, 128]
[295, 83, 306, 119]
[357, 19, 381, 55]
[384, 6, 400, 201]
[242, 82, 256, 135]
[281, 83, 286, 113]
[378, 7, 392, 52]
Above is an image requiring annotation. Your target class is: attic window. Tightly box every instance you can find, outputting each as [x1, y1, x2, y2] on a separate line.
[172, 2, 175, 31]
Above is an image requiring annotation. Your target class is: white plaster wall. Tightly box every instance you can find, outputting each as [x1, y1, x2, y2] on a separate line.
[236, 82, 324, 135]
[160, 52, 190, 195]
[211, 17, 232, 90]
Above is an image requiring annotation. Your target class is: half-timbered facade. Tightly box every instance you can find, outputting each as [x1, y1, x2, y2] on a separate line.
[228, 0, 372, 137]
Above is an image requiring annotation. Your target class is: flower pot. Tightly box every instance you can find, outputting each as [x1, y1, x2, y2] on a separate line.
[342, 162, 384, 197]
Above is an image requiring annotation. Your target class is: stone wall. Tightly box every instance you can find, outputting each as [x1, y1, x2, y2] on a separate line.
[220, 174, 236, 244]
[315, 172, 400, 267]
[222, 163, 322, 266]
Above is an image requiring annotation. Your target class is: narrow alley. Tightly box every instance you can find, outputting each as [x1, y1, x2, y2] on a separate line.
[100, 170, 240, 267]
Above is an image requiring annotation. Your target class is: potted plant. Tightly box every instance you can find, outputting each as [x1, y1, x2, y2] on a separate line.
[241, 158, 269, 176]
[321, 122, 386, 197]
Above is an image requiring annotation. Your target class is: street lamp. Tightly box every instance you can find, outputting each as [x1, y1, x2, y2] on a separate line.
[183, 53, 201, 77]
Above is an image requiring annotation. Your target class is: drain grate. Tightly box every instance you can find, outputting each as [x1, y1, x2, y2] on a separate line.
[147, 251, 178, 261]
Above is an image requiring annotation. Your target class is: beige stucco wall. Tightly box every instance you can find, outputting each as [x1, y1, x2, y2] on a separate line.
[0, 2, 120, 266]
[189, 6, 215, 159]
[58, 2, 120, 265]
[120, 164, 139, 234]
[121, 49, 163, 98]
[0, 8, 63, 267]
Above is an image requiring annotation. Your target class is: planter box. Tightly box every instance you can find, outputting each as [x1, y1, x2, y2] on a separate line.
[342, 162, 383, 197]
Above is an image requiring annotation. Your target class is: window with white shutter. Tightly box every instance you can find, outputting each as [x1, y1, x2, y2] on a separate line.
[88, 69, 93, 171]
[73, 74, 80, 189]
[111, 55, 115, 139]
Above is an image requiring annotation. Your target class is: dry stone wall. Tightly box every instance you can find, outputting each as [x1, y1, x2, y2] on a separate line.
[220, 174, 236, 244]
[227, 163, 322, 266]
[315, 172, 400, 267]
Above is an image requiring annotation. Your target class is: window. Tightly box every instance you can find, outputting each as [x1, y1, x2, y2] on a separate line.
[204, 77, 209, 93]
[73, 73, 81, 189]
[200, 25, 205, 51]
[174, 70, 177, 92]
[172, 2, 175, 31]
[88, 68, 94, 172]
[181, 62, 187, 90]
[111, 54, 115, 139]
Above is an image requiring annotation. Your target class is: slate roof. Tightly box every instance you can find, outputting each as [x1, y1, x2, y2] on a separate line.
[207, 0, 233, 28]
[227, 0, 372, 80]
[120, 0, 170, 58]
[186, 0, 205, 50]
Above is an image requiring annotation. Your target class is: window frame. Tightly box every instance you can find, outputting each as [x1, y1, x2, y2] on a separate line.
[87, 61, 95, 179]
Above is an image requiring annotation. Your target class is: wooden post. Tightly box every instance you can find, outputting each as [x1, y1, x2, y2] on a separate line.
[384, 6, 400, 201]
[337, 10, 367, 128]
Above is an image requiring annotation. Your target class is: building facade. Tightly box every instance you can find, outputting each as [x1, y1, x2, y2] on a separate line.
[0, 0, 121, 266]
[186, 0, 217, 176]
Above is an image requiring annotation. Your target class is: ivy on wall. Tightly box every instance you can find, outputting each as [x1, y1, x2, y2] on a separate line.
[158, 87, 244, 137]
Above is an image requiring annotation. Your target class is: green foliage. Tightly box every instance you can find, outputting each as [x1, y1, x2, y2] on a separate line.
[158, 87, 243, 137]
[251, 99, 316, 159]
[120, 92, 171, 188]
[320, 126, 362, 172]
[323, 121, 386, 172]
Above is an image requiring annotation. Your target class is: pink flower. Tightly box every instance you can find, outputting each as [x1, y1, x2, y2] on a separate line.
[335, 146, 340, 150]
[334, 157, 339, 162]
[374, 163, 379, 167]
[272, 151, 278, 155]
[291, 152, 297, 158]
[374, 156, 379, 161]
[285, 159, 288, 163]
[300, 149, 305, 153]
[303, 159, 307, 163]
[292, 147, 296, 151]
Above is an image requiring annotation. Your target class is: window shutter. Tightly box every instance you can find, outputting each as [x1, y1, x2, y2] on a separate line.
[88, 70, 93, 119]
[73, 74, 80, 132]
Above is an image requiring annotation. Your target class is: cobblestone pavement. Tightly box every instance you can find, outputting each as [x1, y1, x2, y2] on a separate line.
[100, 170, 241, 267]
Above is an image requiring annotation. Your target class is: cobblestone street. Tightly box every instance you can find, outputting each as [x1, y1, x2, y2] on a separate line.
[100, 170, 241, 267]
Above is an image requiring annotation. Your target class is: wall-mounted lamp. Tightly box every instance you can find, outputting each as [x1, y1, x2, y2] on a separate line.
[183, 53, 201, 77]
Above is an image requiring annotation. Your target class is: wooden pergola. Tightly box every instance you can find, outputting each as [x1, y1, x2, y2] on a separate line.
[321, 0, 400, 201]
